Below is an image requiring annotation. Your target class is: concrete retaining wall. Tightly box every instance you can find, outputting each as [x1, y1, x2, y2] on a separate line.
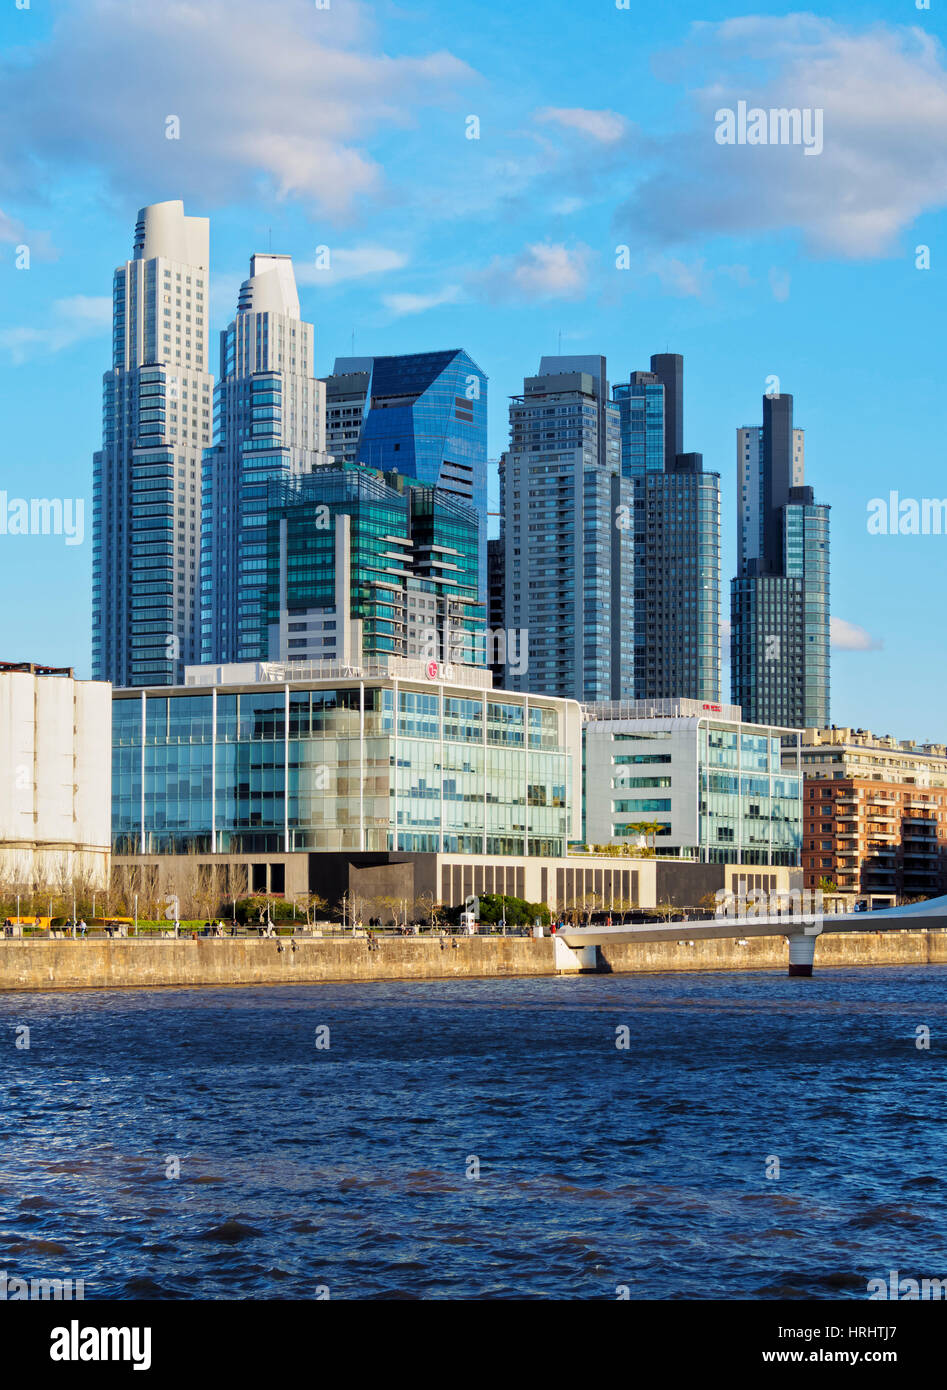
[0, 936, 553, 992]
[0, 929, 945, 992]
[598, 929, 947, 976]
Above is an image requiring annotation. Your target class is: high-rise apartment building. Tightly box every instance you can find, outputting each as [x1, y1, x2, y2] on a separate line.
[323, 358, 373, 467]
[613, 354, 720, 703]
[731, 393, 830, 728]
[93, 201, 215, 686]
[500, 355, 633, 703]
[320, 351, 488, 599]
[200, 254, 329, 665]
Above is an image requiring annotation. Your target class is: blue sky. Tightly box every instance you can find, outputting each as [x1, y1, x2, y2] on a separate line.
[0, 0, 945, 737]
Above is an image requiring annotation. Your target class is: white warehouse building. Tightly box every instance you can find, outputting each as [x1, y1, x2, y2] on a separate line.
[0, 663, 112, 889]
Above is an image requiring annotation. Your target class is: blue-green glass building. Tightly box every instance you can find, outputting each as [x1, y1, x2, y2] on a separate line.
[321, 351, 488, 600]
[263, 465, 485, 668]
[111, 669, 580, 858]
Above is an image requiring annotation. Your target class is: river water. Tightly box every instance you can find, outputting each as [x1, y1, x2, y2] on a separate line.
[1, 967, 945, 1300]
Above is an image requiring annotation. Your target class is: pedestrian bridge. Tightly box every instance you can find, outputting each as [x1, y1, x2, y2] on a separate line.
[555, 894, 947, 976]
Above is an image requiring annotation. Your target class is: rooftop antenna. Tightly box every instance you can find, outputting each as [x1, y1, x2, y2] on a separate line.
[558, 329, 562, 354]
[267, 227, 272, 251]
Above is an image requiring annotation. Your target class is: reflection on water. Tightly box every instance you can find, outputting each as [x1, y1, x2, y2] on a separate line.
[0, 968, 944, 1299]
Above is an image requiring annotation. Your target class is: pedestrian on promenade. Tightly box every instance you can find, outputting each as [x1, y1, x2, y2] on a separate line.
[79, 919, 87, 937]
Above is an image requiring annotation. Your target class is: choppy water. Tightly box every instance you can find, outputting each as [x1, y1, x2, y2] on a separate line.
[1, 967, 946, 1300]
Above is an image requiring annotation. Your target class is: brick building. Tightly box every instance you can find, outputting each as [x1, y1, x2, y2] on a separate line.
[801, 727, 947, 905]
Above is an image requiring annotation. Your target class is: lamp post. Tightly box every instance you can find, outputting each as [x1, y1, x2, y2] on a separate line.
[134, 894, 138, 935]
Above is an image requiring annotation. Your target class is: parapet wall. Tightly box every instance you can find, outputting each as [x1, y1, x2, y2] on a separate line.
[0, 929, 944, 991]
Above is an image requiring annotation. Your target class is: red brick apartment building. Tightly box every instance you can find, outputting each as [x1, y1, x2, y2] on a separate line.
[801, 727, 947, 905]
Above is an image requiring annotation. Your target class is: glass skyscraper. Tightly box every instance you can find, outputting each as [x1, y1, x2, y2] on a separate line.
[320, 351, 488, 600]
[200, 254, 329, 665]
[499, 356, 633, 704]
[613, 354, 720, 703]
[731, 393, 830, 728]
[264, 466, 485, 669]
[92, 201, 214, 686]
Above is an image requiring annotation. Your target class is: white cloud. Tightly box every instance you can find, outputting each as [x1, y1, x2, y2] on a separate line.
[831, 617, 884, 652]
[296, 246, 409, 286]
[650, 256, 712, 299]
[769, 268, 791, 301]
[382, 285, 462, 316]
[472, 242, 593, 302]
[618, 18, 947, 257]
[0, 295, 111, 363]
[0, 0, 475, 220]
[0, 209, 57, 260]
[536, 107, 629, 144]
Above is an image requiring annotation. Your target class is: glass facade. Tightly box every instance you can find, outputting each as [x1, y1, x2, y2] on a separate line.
[583, 711, 802, 865]
[201, 256, 325, 666]
[264, 466, 485, 665]
[613, 373, 665, 477]
[731, 393, 829, 727]
[612, 358, 721, 703]
[632, 467, 721, 703]
[699, 726, 801, 864]
[93, 204, 213, 687]
[324, 351, 489, 602]
[112, 680, 574, 858]
[500, 358, 633, 703]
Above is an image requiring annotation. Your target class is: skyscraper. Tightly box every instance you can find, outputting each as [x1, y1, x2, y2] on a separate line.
[320, 350, 488, 599]
[613, 353, 721, 703]
[323, 358, 373, 467]
[500, 355, 633, 703]
[264, 465, 484, 668]
[200, 254, 329, 664]
[93, 201, 214, 686]
[731, 392, 830, 727]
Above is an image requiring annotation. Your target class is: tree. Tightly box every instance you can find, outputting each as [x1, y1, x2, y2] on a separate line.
[611, 895, 636, 926]
[295, 893, 328, 926]
[415, 892, 444, 932]
[817, 876, 837, 895]
[654, 899, 686, 923]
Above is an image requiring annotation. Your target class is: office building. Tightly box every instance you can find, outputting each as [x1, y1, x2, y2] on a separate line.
[0, 663, 111, 889]
[486, 538, 505, 686]
[109, 663, 799, 913]
[321, 351, 488, 598]
[93, 201, 214, 686]
[263, 465, 484, 668]
[112, 659, 578, 858]
[801, 726, 947, 904]
[583, 697, 802, 866]
[499, 355, 633, 704]
[613, 354, 721, 703]
[200, 254, 330, 664]
[731, 393, 830, 727]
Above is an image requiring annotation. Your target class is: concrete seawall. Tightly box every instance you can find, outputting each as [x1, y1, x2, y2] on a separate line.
[0, 929, 945, 991]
